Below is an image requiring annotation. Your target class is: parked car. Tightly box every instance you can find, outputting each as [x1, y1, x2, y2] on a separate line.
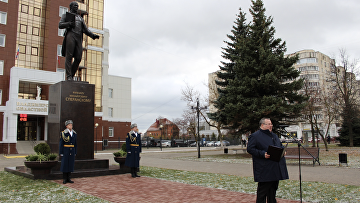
[214, 141, 231, 147]
[141, 140, 148, 147]
[187, 140, 196, 147]
[222, 140, 230, 146]
[161, 140, 171, 147]
[202, 141, 209, 146]
[189, 141, 198, 147]
[206, 141, 215, 147]
[147, 139, 157, 147]
[143, 139, 158, 147]
[173, 139, 189, 147]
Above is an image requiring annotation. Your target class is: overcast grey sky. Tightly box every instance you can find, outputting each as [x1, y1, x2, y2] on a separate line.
[103, 0, 360, 133]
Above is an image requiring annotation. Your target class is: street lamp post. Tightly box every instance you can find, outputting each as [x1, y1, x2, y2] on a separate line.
[169, 134, 171, 147]
[159, 124, 163, 151]
[95, 123, 99, 153]
[188, 129, 191, 147]
[191, 98, 207, 158]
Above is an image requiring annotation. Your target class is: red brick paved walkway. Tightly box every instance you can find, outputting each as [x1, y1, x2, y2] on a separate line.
[53, 175, 300, 203]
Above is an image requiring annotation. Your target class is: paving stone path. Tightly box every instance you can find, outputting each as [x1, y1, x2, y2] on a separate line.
[53, 174, 301, 203]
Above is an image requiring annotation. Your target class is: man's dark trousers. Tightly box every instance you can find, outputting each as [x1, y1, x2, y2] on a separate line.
[256, 181, 279, 203]
[65, 31, 82, 78]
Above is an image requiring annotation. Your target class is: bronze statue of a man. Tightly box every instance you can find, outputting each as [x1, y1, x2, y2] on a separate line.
[59, 1, 99, 81]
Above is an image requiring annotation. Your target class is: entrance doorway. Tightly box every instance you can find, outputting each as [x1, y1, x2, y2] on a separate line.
[17, 115, 45, 141]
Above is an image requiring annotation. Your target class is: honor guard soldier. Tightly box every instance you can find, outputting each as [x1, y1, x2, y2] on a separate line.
[59, 120, 77, 184]
[125, 123, 142, 178]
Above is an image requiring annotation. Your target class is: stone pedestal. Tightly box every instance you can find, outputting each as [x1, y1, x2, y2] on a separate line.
[47, 81, 95, 160]
[4, 81, 127, 180]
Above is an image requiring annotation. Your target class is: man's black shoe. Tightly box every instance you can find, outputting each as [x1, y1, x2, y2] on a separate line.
[63, 180, 67, 184]
[67, 179, 74, 183]
[135, 172, 140, 177]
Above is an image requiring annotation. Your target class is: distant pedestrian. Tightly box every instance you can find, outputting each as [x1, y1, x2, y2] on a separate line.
[125, 123, 142, 178]
[242, 139, 247, 147]
[59, 120, 77, 184]
[247, 118, 289, 203]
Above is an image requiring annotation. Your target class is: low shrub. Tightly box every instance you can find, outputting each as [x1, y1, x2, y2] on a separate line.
[48, 153, 58, 161]
[113, 149, 127, 157]
[34, 143, 51, 155]
[25, 143, 58, 161]
[121, 143, 127, 152]
[25, 155, 39, 161]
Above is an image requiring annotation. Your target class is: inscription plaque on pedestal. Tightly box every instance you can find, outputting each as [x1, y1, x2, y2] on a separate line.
[48, 81, 95, 160]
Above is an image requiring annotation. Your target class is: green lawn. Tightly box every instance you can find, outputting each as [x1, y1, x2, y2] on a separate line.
[0, 171, 108, 203]
[140, 166, 360, 202]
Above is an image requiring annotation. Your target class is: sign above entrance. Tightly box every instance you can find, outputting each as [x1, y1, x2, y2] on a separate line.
[19, 114, 27, 121]
[13, 99, 49, 116]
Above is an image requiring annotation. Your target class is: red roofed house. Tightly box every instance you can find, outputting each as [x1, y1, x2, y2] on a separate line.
[146, 118, 179, 140]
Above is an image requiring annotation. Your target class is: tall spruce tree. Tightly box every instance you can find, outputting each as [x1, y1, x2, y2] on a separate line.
[212, 0, 307, 133]
[209, 8, 248, 133]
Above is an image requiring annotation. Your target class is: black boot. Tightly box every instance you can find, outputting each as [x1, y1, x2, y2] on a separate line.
[63, 173, 67, 184]
[135, 168, 140, 177]
[131, 168, 136, 178]
[67, 172, 74, 183]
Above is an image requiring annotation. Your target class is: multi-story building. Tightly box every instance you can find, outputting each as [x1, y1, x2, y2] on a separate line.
[0, 0, 131, 154]
[285, 49, 339, 140]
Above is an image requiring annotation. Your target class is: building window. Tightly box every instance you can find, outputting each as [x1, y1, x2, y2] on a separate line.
[21, 4, 29, 14]
[0, 0, 8, 3]
[297, 58, 318, 65]
[32, 27, 39, 36]
[31, 47, 38, 56]
[33, 7, 41, 17]
[19, 44, 26, 54]
[59, 6, 68, 17]
[306, 82, 319, 87]
[0, 34, 5, 47]
[300, 74, 319, 79]
[20, 24, 27, 33]
[0, 11, 7, 25]
[57, 45, 62, 56]
[0, 89, 2, 105]
[298, 66, 319, 72]
[0, 60, 3, 75]
[109, 127, 114, 137]
[18, 82, 38, 99]
[108, 88, 113, 98]
[108, 107, 113, 117]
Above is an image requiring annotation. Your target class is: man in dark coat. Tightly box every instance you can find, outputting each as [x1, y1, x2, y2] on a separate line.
[59, 120, 77, 184]
[58, 1, 99, 81]
[247, 118, 289, 203]
[125, 123, 142, 178]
